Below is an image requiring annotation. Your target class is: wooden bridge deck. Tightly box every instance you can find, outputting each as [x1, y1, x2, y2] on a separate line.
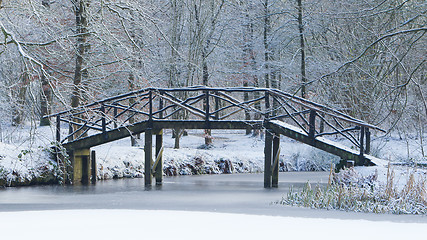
[63, 120, 262, 150]
[47, 86, 386, 187]
[267, 120, 388, 167]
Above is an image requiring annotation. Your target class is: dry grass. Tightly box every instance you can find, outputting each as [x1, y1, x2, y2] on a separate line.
[280, 164, 427, 214]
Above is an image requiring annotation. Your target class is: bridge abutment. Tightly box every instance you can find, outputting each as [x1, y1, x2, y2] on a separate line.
[71, 149, 91, 185]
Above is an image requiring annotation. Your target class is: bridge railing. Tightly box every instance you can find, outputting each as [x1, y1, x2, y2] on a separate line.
[46, 86, 384, 154]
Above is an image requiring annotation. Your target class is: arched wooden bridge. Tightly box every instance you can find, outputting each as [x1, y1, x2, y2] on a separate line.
[47, 86, 386, 187]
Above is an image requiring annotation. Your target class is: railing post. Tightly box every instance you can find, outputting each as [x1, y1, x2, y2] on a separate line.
[68, 122, 74, 142]
[159, 91, 164, 119]
[149, 90, 153, 127]
[113, 104, 118, 129]
[100, 104, 106, 134]
[309, 109, 316, 139]
[365, 128, 371, 154]
[205, 90, 210, 126]
[265, 91, 270, 119]
[56, 115, 61, 143]
[360, 126, 365, 157]
[214, 91, 220, 120]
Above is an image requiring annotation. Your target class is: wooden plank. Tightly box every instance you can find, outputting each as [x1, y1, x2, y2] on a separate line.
[63, 122, 149, 150]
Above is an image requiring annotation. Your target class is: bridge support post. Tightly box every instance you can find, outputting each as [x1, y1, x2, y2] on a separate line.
[264, 130, 273, 188]
[272, 135, 280, 188]
[155, 129, 163, 185]
[359, 126, 365, 165]
[72, 148, 91, 185]
[365, 128, 371, 155]
[145, 128, 153, 186]
[91, 150, 97, 184]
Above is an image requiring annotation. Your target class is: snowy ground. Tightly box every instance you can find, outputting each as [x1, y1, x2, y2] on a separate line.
[0, 209, 426, 239]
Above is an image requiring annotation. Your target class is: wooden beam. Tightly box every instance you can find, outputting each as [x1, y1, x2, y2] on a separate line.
[152, 120, 263, 130]
[63, 120, 264, 150]
[63, 122, 149, 150]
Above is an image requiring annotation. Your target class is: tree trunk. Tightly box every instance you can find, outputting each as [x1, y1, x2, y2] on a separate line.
[297, 0, 307, 98]
[70, 0, 90, 140]
[263, 0, 270, 89]
[170, 0, 184, 149]
[242, 3, 253, 135]
[12, 71, 28, 126]
[202, 50, 212, 145]
[128, 73, 138, 146]
[72, 0, 89, 108]
[39, 72, 51, 126]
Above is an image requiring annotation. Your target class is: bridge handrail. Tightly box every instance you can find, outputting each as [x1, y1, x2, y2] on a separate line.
[267, 89, 385, 132]
[45, 86, 384, 132]
[47, 86, 384, 158]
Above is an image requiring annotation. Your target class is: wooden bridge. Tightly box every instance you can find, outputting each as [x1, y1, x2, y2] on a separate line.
[47, 86, 386, 188]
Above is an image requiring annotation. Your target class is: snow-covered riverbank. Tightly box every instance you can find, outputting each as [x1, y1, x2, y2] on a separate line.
[0, 124, 426, 187]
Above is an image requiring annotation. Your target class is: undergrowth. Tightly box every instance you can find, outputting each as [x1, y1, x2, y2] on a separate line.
[280, 164, 427, 214]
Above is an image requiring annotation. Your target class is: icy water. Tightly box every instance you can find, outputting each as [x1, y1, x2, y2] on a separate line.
[1, 172, 426, 223]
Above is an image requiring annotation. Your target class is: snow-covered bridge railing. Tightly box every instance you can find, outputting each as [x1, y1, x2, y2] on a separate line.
[45, 86, 385, 187]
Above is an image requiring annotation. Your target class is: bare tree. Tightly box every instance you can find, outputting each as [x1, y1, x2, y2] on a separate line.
[71, 0, 90, 108]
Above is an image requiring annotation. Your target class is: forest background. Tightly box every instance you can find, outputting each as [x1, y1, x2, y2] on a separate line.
[0, 0, 425, 161]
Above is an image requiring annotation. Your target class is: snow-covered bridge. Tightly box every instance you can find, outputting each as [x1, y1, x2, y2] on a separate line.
[46, 86, 385, 187]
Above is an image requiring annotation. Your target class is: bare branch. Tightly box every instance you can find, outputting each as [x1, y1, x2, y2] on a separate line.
[315, 28, 427, 84]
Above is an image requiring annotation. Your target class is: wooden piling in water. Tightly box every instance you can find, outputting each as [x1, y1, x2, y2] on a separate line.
[91, 150, 97, 184]
[155, 129, 163, 185]
[272, 135, 280, 188]
[264, 130, 273, 188]
[145, 128, 153, 186]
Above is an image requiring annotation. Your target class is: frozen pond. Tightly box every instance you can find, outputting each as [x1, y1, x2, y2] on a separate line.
[1, 172, 426, 223]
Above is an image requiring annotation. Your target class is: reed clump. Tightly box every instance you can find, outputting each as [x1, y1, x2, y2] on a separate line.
[280, 164, 427, 214]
